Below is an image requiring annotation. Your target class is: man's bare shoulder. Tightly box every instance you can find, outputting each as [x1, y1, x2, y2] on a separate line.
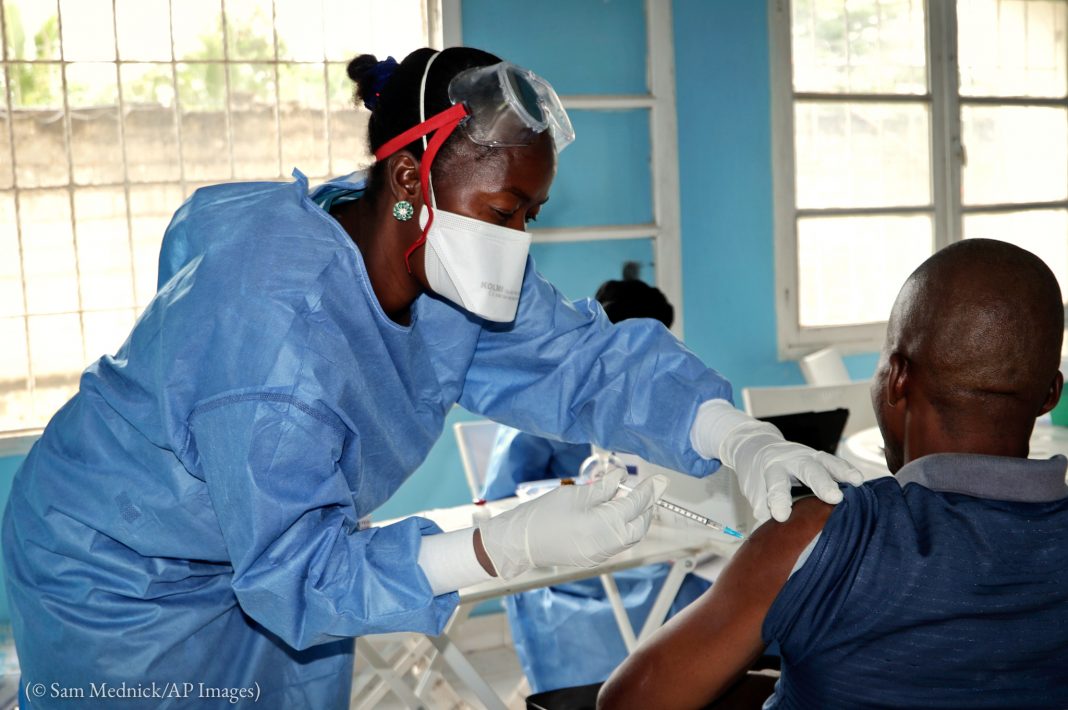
[730, 496, 836, 587]
[759, 495, 835, 544]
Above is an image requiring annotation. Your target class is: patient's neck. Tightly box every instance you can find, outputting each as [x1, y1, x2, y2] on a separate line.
[904, 408, 1035, 464]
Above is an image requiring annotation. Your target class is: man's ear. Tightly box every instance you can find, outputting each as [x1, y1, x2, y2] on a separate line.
[885, 352, 910, 408]
[1039, 370, 1064, 416]
[385, 151, 422, 206]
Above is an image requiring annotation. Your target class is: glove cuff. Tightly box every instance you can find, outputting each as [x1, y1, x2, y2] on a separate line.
[690, 399, 782, 463]
[477, 506, 532, 581]
[416, 527, 495, 596]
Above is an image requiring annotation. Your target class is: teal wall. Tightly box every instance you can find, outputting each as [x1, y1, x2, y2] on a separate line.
[673, 0, 879, 389]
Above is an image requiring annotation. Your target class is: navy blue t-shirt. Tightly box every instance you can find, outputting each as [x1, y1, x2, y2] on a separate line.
[763, 454, 1068, 709]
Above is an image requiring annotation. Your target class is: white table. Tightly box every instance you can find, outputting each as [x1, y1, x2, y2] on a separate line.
[840, 422, 1068, 479]
[355, 498, 743, 710]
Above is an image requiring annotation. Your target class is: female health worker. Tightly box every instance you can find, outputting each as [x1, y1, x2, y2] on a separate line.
[2, 47, 861, 708]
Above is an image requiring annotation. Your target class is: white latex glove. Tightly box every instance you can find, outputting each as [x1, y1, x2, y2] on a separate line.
[690, 399, 864, 524]
[478, 471, 660, 580]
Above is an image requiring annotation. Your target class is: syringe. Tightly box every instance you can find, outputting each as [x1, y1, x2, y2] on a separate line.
[619, 482, 746, 540]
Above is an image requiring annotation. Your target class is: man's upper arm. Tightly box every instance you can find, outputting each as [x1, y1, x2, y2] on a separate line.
[598, 497, 834, 710]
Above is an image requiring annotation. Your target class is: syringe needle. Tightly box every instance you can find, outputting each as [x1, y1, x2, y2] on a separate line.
[618, 482, 745, 539]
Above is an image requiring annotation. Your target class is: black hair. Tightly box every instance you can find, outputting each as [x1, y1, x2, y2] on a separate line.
[347, 47, 502, 195]
[595, 263, 675, 327]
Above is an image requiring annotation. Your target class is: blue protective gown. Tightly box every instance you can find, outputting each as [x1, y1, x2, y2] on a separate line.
[481, 428, 711, 692]
[2, 171, 730, 709]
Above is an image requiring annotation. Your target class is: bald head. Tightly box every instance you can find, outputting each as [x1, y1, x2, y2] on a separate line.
[875, 239, 1064, 470]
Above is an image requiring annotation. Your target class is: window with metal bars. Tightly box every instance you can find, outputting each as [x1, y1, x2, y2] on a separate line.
[0, 0, 433, 433]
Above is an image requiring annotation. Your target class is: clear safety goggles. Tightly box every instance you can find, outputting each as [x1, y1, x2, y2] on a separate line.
[448, 62, 574, 153]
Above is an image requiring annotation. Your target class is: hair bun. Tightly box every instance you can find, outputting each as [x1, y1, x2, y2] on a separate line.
[348, 54, 399, 111]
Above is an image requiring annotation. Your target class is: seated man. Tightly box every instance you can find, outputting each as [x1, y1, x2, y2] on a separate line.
[600, 239, 1068, 709]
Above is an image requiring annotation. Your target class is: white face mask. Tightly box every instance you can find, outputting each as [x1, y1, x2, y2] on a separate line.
[420, 205, 532, 323]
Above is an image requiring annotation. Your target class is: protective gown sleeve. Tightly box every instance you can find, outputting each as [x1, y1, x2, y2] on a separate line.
[187, 394, 457, 650]
[458, 263, 733, 478]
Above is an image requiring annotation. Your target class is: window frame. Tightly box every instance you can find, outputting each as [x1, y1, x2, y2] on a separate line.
[770, 0, 1068, 358]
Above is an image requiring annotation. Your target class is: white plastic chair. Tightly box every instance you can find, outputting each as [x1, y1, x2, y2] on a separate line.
[741, 381, 877, 439]
[452, 420, 503, 500]
[798, 347, 852, 385]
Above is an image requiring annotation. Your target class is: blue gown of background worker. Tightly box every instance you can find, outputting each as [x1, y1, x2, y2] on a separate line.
[481, 273, 711, 692]
[1, 44, 736, 709]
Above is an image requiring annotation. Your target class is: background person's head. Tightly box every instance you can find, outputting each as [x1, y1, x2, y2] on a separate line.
[872, 239, 1064, 472]
[595, 264, 674, 328]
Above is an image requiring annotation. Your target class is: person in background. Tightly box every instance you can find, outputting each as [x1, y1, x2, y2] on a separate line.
[599, 239, 1068, 709]
[481, 265, 712, 693]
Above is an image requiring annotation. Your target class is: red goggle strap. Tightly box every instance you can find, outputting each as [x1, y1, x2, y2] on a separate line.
[373, 103, 468, 162]
[372, 103, 468, 273]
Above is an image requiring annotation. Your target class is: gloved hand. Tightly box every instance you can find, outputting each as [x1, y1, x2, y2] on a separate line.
[690, 399, 864, 523]
[478, 471, 661, 580]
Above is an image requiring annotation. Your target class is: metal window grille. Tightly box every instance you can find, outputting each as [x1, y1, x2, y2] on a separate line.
[0, 0, 431, 434]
